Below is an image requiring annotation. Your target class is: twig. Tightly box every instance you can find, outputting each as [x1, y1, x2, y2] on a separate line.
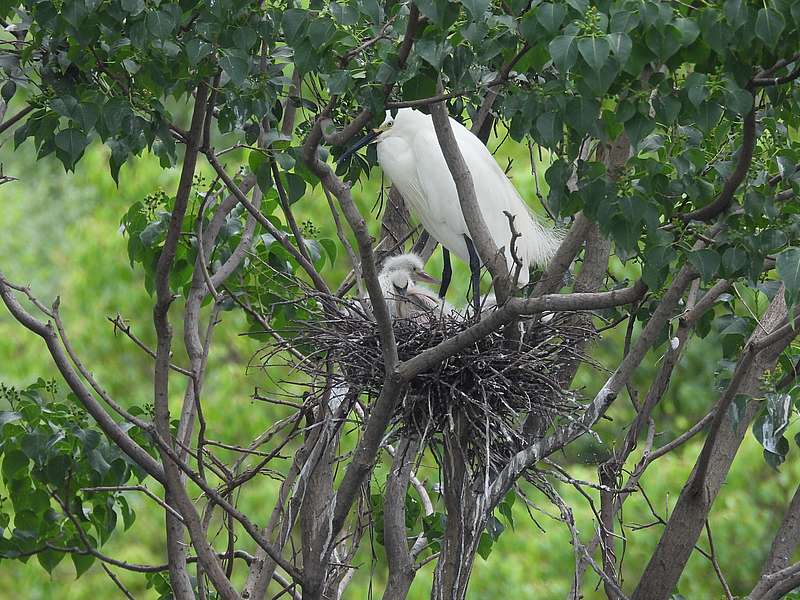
[102, 565, 137, 600]
[81, 486, 185, 523]
[705, 520, 734, 600]
[108, 314, 193, 376]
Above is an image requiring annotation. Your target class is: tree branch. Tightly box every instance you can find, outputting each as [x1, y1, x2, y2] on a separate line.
[429, 78, 511, 301]
[678, 109, 756, 223]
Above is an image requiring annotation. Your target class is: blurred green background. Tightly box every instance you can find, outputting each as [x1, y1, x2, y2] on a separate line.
[0, 133, 797, 600]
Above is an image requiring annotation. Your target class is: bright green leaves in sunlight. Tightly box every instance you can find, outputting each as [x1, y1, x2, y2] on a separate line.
[0, 379, 150, 574]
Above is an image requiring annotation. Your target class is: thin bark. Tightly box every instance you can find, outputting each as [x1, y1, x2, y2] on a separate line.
[431, 419, 485, 600]
[750, 483, 800, 597]
[151, 81, 217, 600]
[382, 438, 420, 600]
[299, 407, 335, 600]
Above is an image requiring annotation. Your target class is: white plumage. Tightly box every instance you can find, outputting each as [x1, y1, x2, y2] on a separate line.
[374, 108, 561, 287]
[378, 253, 449, 321]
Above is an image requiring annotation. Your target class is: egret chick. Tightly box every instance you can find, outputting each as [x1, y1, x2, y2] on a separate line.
[378, 253, 449, 322]
[341, 108, 562, 313]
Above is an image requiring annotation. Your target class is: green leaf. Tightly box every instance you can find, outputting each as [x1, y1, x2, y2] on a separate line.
[729, 393, 750, 430]
[120, 0, 144, 15]
[220, 51, 250, 87]
[248, 151, 273, 193]
[283, 172, 307, 204]
[645, 24, 682, 62]
[721, 246, 748, 276]
[752, 393, 792, 467]
[72, 103, 99, 131]
[63, 0, 88, 27]
[519, 11, 542, 45]
[146, 9, 177, 39]
[536, 2, 567, 33]
[688, 249, 720, 282]
[282, 8, 308, 43]
[2, 449, 28, 480]
[756, 8, 785, 48]
[37, 549, 65, 574]
[777, 247, 800, 306]
[461, 0, 489, 20]
[685, 72, 708, 106]
[118, 495, 136, 530]
[102, 98, 132, 136]
[610, 9, 639, 33]
[565, 96, 599, 135]
[724, 85, 753, 116]
[477, 531, 494, 559]
[327, 70, 351, 95]
[330, 2, 359, 25]
[548, 35, 578, 73]
[233, 26, 257, 51]
[578, 36, 610, 71]
[72, 552, 95, 577]
[674, 17, 700, 46]
[307, 17, 336, 47]
[416, 39, 447, 69]
[1, 79, 15, 103]
[624, 113, 655, 148]
[535, 111, 562, 148]
[724, 0, 750, 29]
[185, 38, 212, 65]
[320, 239, 338, 267]
[54, 128, 89, 171]
[654, 94, 681, 124]
[607, 32, 632, 64]
[0, 411, 22, 427]
[695, 101, 723, 132]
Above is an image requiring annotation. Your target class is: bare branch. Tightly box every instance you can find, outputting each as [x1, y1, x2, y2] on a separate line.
[108, 314, 193, 377]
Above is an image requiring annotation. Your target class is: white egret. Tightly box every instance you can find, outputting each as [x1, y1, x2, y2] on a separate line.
[341, 107, 562, 313]
[377, 253, 449, 322]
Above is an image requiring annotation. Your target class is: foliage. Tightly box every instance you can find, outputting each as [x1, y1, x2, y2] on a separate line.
[0, 0, 799, 598]
[0, 379, 149, 576]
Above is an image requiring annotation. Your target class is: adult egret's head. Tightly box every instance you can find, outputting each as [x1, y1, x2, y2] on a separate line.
[338, 109, 420, 162]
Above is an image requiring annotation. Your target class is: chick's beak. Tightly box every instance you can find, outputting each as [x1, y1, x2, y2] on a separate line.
[338, 129, 379, 164]
[416, 270, 441, 285]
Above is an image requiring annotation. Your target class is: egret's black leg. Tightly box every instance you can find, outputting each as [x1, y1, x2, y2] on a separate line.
[463, 235, 481, 319]
[439, 248, 452, 299]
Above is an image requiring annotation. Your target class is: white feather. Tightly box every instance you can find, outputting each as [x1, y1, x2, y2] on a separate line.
[376, 108, 562, 287]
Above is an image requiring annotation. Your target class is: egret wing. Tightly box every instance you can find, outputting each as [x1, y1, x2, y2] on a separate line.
[410, 127, 470, 262]
[449, 118, 562, 278]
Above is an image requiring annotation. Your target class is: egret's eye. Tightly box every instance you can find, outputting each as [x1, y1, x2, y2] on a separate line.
[386, 120, 394, 128]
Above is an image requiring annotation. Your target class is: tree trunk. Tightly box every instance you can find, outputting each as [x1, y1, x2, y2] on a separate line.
[632, 292, 791, 600]
[431, 420, 486, 600]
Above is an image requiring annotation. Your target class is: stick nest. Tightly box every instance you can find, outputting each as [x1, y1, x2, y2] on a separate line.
[265, 302, 593, 476]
